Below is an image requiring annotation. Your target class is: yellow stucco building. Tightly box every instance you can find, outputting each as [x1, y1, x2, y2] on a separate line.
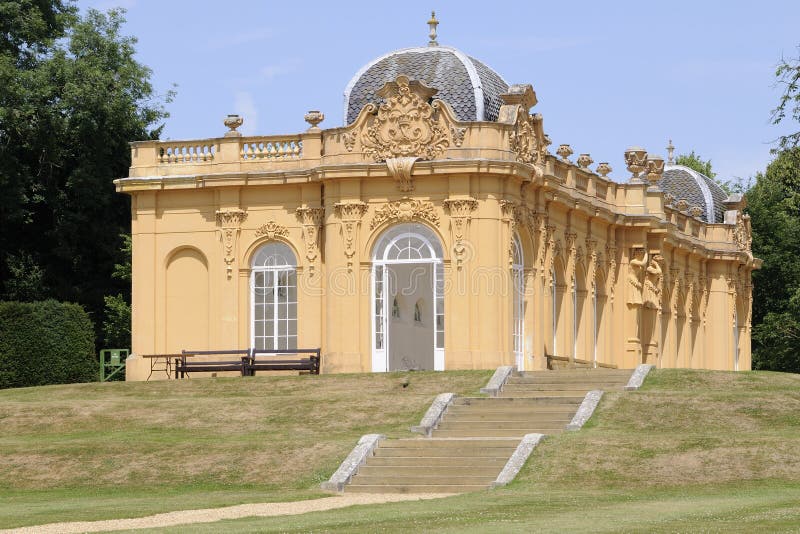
[119, 17, 758, 380]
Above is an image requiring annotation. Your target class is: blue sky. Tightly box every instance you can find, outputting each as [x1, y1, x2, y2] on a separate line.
[78, 0, 800, 182]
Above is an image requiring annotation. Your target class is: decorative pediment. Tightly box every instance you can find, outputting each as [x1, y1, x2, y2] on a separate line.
[358, 75, 455, 162]
[255, 221, 289, 239]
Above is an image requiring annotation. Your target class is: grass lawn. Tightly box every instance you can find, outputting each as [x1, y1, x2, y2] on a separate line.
[0, 370, 491, 529]
[2, 369, 799, 532]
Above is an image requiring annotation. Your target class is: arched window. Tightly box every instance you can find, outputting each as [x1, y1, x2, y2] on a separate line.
[251, 242, 297, 350]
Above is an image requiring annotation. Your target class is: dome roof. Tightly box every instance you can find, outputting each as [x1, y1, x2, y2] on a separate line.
[343, 45, 509, 125]
[661, 164, 728, 223]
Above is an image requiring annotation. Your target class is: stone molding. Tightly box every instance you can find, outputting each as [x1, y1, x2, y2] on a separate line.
[492, 433, 545, 487]
[334, 201, 368, 272]
[444, 197, 478, 270]
[295, 206, 324, 273]
[320, 434, 385, 492]
[624, 364, 654, 390]
[410, 393, 456, 437]
[566, 390, 604, 431]
[480, 366, 515, 397]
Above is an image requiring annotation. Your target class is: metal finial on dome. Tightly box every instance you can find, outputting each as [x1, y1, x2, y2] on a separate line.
[428, 11, 439, 46]
[667, 139, 675, 164]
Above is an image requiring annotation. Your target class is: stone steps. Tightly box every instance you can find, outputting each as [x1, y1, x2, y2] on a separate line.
[337, 367, 636, 494]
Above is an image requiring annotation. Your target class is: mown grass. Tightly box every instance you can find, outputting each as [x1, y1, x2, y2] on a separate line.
[3, 369, 800, 532]
[0, 370, 491, 528]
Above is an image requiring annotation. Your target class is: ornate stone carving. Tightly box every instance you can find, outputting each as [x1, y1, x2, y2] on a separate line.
[645, 153, 665, 189]
[556, 144, 573, 162]
[334, 201, 368, 272]
[215, 208, 247, 279]
[689, 206, 704, 219]
[341, 132, 356, 152]
[450, 126, 466, 147]
[733, 212, 752, 251]
[624, 146, 647, 182]
[643, 254, 663, 310]
[386, 156, 418, 192]
[444, 198, 478, 270]
[605, 242, 618, 302]
[303, 110, 324, 130]
[361, 75, 450, 162]
[500, 200, 524, 265]
[223, 114, 243, 137]
[295, 207, 324, 273]
[370, 198, 439, 230]
[596, 162, 612, 178]
[628, 248, 646, 306]
[255, 220, 289, 239]
[577, 153, 593, 170]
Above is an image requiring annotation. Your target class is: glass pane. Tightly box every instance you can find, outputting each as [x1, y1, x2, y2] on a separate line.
[436, 331, 444, 348]
[279, 320, 287, 336]
[288, 320, 297, 336]
[255, 321, 264, 337]
[288, 302, 297, 320]
[255, 303, 264, 320]
[436, 315, 444, 330]
[265, 321, 274, 337]
[376, 333, 383, 349]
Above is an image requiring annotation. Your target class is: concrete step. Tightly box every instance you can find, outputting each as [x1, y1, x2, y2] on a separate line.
[437, 419, 569, 430]
[518, 369, 632, 378]
[446, 404, 578, 415]
[357, 465, 503, 477]
[454, 396, 584, 405]
[346, 484, 487, 494]
[502, 382, 622, 391]
[351, 474, 497, 486]
[445, 409, 576, 419]
[433, 428, 563, 438]
[507, 376, 629, 386]
[375, 447, 516, 458]
[443, 415, 572, 426]
[386, 438, 519, 448]
[496, 390, 590, 399]
[366, 456, 509, 467]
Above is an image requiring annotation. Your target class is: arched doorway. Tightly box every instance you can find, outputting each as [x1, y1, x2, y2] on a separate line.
[512, 233, 525, 370]
[250, 242, 297, 350]
[372, 223, 444, 372]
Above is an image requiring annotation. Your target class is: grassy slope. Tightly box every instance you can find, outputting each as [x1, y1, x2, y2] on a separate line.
[2, 370, 799, 532]
[123, 370, 800, 533]
[0, 370, 492, 528]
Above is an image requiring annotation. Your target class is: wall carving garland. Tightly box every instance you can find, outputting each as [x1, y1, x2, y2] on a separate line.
[334, 201, 368, 272]
[295, 207, 324, 274]
[444, 198, 478, 270]
[370, 198, 440, 230]
[360, 75, 451, 162]
[215, 208, 247, 279]
[255, 220, 289, 240]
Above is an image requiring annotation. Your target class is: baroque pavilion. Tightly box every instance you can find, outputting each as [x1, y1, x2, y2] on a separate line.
[118, 14, 758, 380]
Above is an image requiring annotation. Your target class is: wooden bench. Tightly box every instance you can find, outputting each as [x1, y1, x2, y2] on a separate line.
[248, 348, 321, 375]
[175, 350, 251, 378]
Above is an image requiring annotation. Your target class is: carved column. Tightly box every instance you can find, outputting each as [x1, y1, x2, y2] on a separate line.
[626, 247, 646, 363]
[334, 202, 368, 272]
[444, 198, 478, 270]
[215, 208, 247, 280]
[295, 207, 324, 276]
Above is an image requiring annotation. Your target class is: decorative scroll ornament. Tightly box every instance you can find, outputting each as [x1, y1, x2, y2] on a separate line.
[215, 208, 247, 279]
[361, 75, 451, 162]
[255, 220, 289, 240]
[444, 198, 478, 270]
[370, 198, 440, 230]
[386, 156, 418, 192]
[334, 201, 368, 272]
[295, 207, 324, 274]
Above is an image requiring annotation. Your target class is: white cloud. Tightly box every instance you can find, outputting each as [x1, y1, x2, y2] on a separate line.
[233, 91, 258, 135]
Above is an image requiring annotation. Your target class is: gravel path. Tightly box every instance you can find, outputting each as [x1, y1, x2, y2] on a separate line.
[2, 493, 454, 534]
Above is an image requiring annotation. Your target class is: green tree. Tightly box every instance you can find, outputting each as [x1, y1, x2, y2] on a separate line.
[748, 148, 800, 373]
[675, 150, 716, 179]
[102, 234, 131, 348]
[772, 49, 800, 150]
[0, 4, 170, 342]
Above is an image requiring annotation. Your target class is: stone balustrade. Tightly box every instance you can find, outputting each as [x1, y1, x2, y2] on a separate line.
[158, 142, 216, 164]
[240, 136, 303, 161]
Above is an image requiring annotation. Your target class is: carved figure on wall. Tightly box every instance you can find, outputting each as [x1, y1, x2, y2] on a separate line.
[628, 248, 647, 306]
[643, 254, 663, 310]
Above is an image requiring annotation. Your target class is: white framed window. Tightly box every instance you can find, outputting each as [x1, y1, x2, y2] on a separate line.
[251, 242, 297, 350]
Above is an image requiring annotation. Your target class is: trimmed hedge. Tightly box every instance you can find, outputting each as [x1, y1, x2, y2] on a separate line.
[0, 300, 96, 389]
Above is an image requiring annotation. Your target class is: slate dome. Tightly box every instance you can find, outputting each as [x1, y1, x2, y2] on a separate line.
[343, 45, 510, 125]
[661, 164, 728, 223]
